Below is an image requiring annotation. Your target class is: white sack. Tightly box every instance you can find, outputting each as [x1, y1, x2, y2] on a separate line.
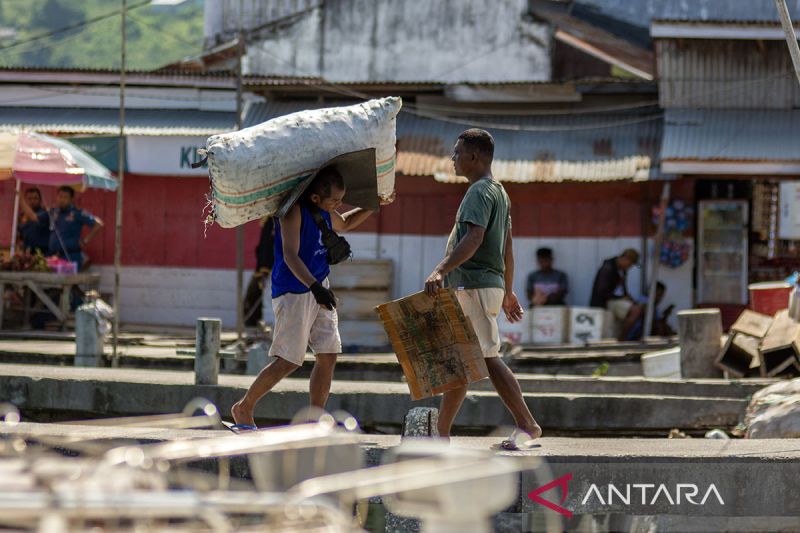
[205, 97, 402, 228]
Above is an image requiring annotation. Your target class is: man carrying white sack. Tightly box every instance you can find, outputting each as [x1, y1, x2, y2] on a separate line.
[425, 128, 543, 449]
[231, 166, 393, 432]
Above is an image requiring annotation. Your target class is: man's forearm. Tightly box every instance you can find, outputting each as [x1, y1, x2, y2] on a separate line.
[434, 235, 481, 276]
[284, 254, 319, 288]
[339, 208, 374, 232]
[83, 225, 102, 244]
[503, 232, 514, 293]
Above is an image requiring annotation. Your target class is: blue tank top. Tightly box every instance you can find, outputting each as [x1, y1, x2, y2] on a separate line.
[272, 203, 331, 298]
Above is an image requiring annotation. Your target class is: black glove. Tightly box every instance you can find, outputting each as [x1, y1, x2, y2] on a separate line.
[310, 281, 337, 310]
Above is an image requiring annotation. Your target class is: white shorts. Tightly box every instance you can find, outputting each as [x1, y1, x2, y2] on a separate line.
[607, 298, 634, 321]
[456, 287, 504, 359]
[269, 279, 342, 365]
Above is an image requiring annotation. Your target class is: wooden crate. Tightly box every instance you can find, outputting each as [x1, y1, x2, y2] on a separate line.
[759, 310, 800, 377]
[730, 310, 773, 338]
[329, 260, 393, 290]
[715, 332, 761, 377]
[375, 289, 488, 400]
[329, 259, 393, 347]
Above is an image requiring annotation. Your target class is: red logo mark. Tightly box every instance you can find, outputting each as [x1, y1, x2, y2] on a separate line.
[528, 473, 573, 518]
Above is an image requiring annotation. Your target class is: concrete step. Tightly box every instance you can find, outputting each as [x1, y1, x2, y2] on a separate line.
[2, 422, 799, 532]
[0, 363, 749, 434]
[0, 337, 660, 378]
[472, 374, 775, 398]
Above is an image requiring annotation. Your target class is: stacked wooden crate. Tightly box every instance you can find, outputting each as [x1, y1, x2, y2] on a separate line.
[328, 259, 393, 350]
[715, 309, 800, 377]
[715, 310, 772, 377]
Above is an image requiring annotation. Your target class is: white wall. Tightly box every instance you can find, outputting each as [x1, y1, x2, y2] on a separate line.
[95, 234, 692, 329]
[241, 0, 551, 83]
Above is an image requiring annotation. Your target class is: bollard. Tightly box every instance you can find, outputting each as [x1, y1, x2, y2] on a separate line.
[246, 342, 273, 376]
[75, 304, 103, 367]
[195, 318, 221, 385]
[401, 407, 439, 438]
[678, 309, 723, 378]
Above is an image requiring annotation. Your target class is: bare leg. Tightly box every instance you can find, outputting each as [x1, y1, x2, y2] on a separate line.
[619, 304, 644, 341]
[437, 385, 468, 438]
[231, 356, 299, 426]
[309, 353, 337, 409]
[486, 358, 542, 438]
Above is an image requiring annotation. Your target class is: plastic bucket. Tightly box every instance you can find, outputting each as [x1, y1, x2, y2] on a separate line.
[748, 282, 792, 316]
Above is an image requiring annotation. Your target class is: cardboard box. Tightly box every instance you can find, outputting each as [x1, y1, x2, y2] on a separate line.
[375, 289, 488, 400]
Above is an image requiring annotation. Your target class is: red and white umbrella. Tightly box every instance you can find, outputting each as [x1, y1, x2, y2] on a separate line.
[0, 131, 117, 255]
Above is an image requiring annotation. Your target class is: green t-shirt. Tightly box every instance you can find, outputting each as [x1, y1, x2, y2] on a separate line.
[445, 178, 511, 290]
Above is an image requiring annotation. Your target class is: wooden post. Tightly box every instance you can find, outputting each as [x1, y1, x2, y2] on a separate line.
[678, 309, 723, 378]
[75, 305, 103, 367]
[195, 318, 221, 385]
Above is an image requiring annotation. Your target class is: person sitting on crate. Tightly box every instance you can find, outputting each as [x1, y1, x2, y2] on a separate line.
[589, 248, 642, 341]
[424, 129, 543, 450]
[230, 166, 392, 432]
[526, 247, 569, 308]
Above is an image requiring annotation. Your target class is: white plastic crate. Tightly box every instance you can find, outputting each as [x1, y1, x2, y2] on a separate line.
[568, 306, 606, 344]
[530, 306, 568, 344]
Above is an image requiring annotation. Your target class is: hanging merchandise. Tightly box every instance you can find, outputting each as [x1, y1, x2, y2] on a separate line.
[653, 199, 693, 268]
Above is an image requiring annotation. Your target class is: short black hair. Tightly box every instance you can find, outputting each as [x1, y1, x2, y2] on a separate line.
[656, 281, 666, 292]
[25, 187, 41, 199]
[536, 247, 553, 259]
[458, 128, 494, 159]
[307, 165, 345, 200]
[57, 186, 75, 198]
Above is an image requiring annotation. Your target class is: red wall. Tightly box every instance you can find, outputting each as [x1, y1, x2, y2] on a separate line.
[2, 174, 691, 269]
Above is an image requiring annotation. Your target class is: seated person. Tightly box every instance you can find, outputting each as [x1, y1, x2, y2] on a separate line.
[589, 248, 642, 341]
[526, 247, 568, 307]
[625, 282, 676, 340]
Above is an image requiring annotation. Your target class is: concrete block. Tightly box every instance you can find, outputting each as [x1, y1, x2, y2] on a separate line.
[246, 342, 272, 376]
[678, 309, 723, 378]
[74, 305, 103, 367]
[195, 318, 220, 385]
[401, 407, 438, 438]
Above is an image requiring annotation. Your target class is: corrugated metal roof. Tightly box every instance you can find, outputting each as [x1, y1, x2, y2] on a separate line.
[0, 107, 236, 136]
[575, 0, 800, 26]
[662, 109, 800, 161]
[245, 101, 662, 183]
[655, 39, 800, 110]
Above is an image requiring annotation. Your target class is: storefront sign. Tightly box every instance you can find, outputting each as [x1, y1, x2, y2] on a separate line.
[126, 136, 210, 176]
[779, 181, 800, 240]
[67, 135, 126, 172]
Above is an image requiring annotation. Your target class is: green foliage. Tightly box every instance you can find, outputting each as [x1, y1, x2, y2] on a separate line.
[0, 0, 204, 70]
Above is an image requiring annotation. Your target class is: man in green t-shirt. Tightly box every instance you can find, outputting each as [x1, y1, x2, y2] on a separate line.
[425, 128, 542, 449]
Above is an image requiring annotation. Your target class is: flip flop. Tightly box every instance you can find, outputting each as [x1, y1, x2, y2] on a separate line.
[492, 429, 542, 451]
[222, 421, 258, 434]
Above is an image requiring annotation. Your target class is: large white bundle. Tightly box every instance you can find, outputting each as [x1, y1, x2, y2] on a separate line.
[205, 97, 402, 228]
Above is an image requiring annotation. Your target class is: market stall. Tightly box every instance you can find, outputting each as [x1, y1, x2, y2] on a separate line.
[0, 131, 116, 330]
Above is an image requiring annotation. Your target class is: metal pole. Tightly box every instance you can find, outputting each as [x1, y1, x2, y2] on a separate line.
[10, 180, 20, 256]
[644, 182, 670, 338]
[235, 1, 245, 342]
[112, 0, 126, 364]
[775, 0, 800, 87]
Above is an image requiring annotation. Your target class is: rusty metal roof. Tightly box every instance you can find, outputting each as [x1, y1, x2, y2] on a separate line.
[245, 101, 663, 183]
[531, 6, 655, 80]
